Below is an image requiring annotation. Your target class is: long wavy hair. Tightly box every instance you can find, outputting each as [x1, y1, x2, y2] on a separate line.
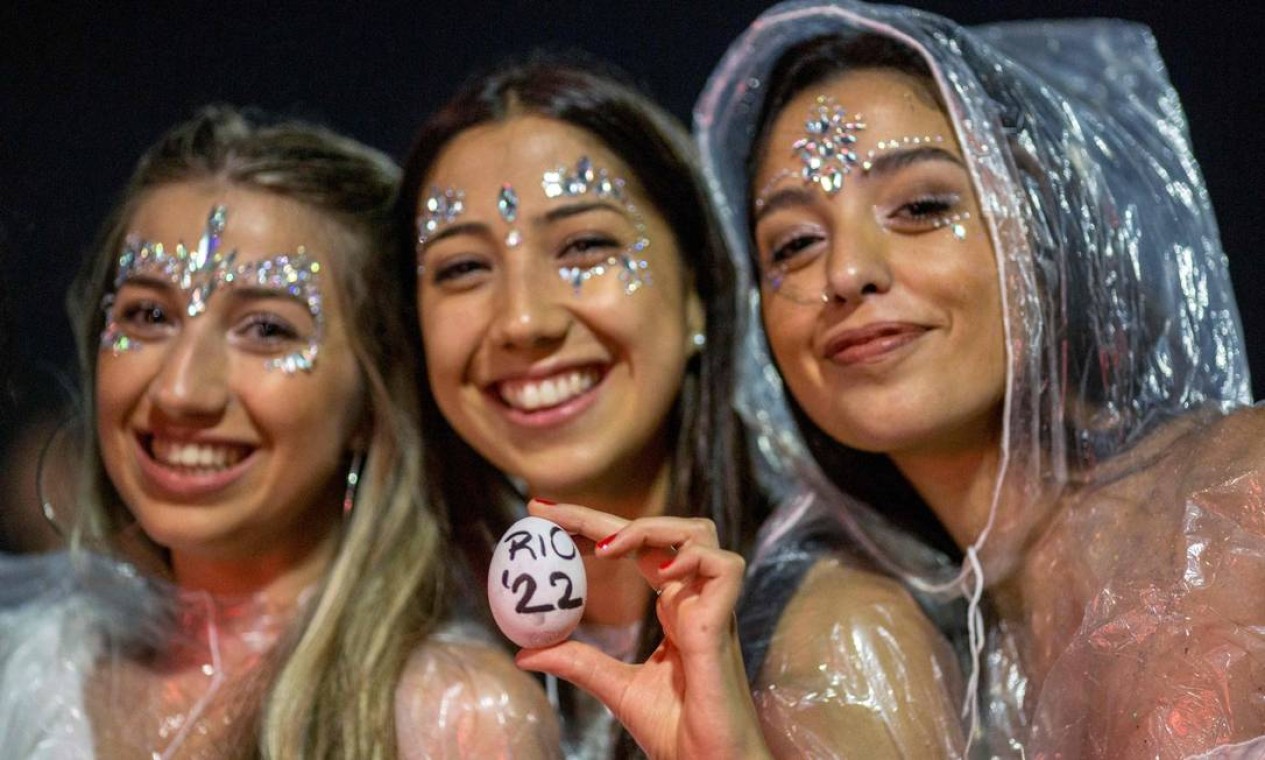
[68, 105, 444, 759]
[395, 55, 764, 757]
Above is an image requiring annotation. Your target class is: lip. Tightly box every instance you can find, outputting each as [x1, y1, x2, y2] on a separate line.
[132, 431, 258, 501]
[484, 363, 608, 429]
[822, 321, 928, 366]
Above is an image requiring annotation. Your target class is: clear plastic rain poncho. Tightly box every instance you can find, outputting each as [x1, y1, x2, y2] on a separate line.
[696, 1, 1264, 756]
[0, 550, 560, 758]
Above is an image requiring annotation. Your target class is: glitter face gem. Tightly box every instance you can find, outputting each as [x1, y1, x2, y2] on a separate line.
[416, 186, 466, 247]
[542, 156, 651, 295]
[793, 96, 867, 196]
[100, 205, 326, 374]
[859, 134, 947, 172]
[499, 184, 522, 248]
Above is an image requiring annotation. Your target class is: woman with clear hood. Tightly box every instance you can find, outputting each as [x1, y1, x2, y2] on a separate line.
[696, 1, 1265, 756]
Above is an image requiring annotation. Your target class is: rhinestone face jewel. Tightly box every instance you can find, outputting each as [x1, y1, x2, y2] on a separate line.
[792, 96, 867, 196]
[498, 184, 519, 223]
[542, 156, 650, 295]
[416, 186, 466, 246]
[100, 205, 326, 374]
[859, 134, 947, 172]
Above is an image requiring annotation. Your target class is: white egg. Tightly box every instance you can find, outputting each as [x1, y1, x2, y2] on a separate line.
[488, 516, 587, 648]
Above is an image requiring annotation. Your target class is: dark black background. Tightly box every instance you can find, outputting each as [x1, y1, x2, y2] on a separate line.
[2, 0, 1261, 419]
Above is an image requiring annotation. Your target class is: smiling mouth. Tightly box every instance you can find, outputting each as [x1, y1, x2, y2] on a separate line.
[495, 367, 603, 412]
[143, 434, 253, 473]
[825, 323, 927, 365]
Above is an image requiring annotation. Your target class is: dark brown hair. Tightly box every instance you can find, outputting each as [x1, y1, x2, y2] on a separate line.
[395, 53, 766, 756]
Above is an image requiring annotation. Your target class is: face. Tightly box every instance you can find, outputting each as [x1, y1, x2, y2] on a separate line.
[752, 69, 1005, 459]
[96, 182, 366, 565]
[417, 115, 702, 503]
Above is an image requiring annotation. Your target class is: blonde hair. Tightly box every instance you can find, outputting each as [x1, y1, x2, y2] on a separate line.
[68, 105, 444, 758]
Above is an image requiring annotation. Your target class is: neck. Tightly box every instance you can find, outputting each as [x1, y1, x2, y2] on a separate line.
[169, 520, 340, 605]
[890, 439, 1001, 553]
[557, 448, 673, 628]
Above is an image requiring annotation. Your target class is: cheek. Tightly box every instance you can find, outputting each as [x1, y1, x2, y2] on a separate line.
[760, 298, 815, 373]
[95, 354, 155, 426]
[420, 299, 484, 411]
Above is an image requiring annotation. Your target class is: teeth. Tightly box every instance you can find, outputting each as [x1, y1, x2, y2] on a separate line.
[150, 437, 248, 471]
[499, 369, 599, 411]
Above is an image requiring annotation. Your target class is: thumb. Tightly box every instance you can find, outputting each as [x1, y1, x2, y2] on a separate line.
[516, 639, 636, 709]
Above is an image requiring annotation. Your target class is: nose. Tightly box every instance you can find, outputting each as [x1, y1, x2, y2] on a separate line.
[823, 224, 892, 304]
[148, 321, 230, 422]
[487, 261, 571, 349]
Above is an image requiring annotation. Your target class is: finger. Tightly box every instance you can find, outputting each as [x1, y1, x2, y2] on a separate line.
[596, 516, 720, 560]
[654, 546, 746, 617]
[527, 499, 630, 543]
[516, 639, 637, 710]
[657, 544, 746, 587]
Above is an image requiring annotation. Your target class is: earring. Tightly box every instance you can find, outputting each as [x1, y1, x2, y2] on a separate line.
[691, 331, 706, 351]
[36, 413, 80, 537]
[343, 450, 365, 516]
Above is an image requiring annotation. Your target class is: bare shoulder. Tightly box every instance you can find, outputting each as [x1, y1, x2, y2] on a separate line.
[784, 557, 934, 630]
[397, 632, 548, 707]
[394, 631, 561, 759]
[768, 556, 955, 678]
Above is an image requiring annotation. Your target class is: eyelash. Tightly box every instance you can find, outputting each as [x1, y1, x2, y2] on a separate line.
[432, 257, 489, 285]
[560, 234, 620, 262]
[891, 193, 962, 224]
[237, 314, 300, 343]
[769, 232, 824, 265]
[118, 300, 171, 328]
[428, 233, 623, 287]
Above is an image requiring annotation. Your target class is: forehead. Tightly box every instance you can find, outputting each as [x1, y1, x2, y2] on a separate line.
[770, 69, 952, 152]
[426, 116, 634, 194]
[128, 182, 341, 268]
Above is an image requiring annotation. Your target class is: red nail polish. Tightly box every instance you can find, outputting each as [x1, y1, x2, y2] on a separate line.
[596, 533, 618, 550]
[534, 498, 557, 506]
[659, 558, 674, 571]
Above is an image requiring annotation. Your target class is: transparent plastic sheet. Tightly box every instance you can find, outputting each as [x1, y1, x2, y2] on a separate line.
[695, 1, 1260, 756]
[0, 551, 561, 758]
[394, 624, 563, 759]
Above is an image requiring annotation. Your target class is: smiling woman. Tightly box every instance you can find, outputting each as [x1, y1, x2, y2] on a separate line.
[0, 106, 559, 758]
[698, 0, 1265, 756]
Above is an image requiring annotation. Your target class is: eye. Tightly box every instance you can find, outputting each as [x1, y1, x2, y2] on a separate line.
[769, 231, 826, 266]
[119, 300, 170, 327]
[887, 192, 964, 231]
[559, 234, 620, 265]
[431, 256, 491, 287]
[235, 313, 301, 347]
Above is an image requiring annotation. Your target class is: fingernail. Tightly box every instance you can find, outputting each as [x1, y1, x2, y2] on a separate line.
[596, 533, 618, 551]
[534, 498, 557, 506]
[659, 558, 674, 571]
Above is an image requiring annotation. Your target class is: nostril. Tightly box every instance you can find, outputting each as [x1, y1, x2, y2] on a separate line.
[861, 282, 879, 295]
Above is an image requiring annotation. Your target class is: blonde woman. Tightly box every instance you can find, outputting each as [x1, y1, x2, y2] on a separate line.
[0, 106, 559, 758]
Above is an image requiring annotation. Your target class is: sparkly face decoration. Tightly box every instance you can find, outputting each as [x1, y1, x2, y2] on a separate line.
[417, 115, 703, 501]
[751, 69, 1005, 459]
[95, 182, 366, 566]
[102, 205, 324, 374]
[417, 157, 651, 296]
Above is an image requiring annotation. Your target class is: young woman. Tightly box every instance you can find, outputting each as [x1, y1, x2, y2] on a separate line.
[0, 106, 558, 758]
[697, 1, 1265, 756]
[400, 57, 961, 758]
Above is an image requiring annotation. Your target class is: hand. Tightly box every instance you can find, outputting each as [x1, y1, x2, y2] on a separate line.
[515, 499, 771, 760]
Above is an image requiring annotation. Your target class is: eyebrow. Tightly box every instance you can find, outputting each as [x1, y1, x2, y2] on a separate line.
[753, 145, 967, 222]
[752, 185, 817, 223]
[543, 200, 626, 224]
[863, 145, 965, 177]
[224, 285, 312, 308]
[418, 200, 630, 251]
[116, 272, 171, 290]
